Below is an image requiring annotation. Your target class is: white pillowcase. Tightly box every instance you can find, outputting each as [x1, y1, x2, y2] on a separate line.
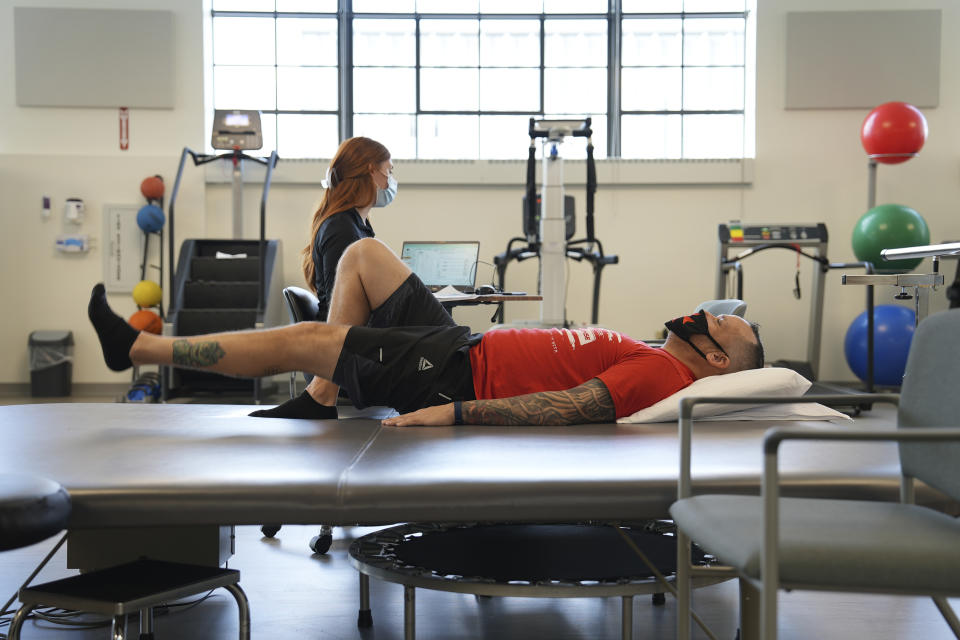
[617, 367, 851, 424]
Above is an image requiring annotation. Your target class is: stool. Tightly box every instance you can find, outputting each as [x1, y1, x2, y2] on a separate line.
[0, 474, 249, 640]
[8, 558, 250, 640]
[348, 522, 727, 640]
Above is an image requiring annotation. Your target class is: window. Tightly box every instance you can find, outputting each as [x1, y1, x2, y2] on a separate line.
[620, 0, 748, 159]
[211, 0, 340, 156]
[210, 0, 751, 159]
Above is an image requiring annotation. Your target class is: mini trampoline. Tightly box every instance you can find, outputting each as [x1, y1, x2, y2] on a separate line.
[348, 521, 724, 640]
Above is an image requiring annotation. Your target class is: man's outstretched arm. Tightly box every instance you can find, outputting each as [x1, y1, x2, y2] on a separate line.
[381, 378, 616, 427]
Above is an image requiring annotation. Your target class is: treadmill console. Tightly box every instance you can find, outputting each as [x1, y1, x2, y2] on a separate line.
[718, 222, 828, 246]
[211, 110, 263, 150]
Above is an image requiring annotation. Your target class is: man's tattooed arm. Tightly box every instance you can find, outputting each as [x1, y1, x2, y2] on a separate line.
[461, 378, 616, 426]
[172, 339, 226, 368]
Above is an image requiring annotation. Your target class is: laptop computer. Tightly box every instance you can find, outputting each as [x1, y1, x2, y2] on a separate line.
[400, 241, 480, 293]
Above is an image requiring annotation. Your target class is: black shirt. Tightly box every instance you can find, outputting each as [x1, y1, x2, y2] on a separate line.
[311, 208, 375, 320]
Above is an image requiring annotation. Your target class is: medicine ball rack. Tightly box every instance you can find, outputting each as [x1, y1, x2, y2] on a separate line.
[717, 222, 876, 396]
[161, 110, 284, 402]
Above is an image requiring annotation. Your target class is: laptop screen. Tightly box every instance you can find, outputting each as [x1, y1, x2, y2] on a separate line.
[400, 241, 480, 292]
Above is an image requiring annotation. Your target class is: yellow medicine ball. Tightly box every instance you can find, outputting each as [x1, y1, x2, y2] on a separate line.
[132, 280, 163, 308]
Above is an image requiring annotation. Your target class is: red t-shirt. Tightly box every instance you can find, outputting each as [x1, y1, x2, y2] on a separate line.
[469, 327, 695, 419]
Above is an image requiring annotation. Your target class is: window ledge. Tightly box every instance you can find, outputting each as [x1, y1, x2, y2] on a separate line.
[204, 157, 754, 187]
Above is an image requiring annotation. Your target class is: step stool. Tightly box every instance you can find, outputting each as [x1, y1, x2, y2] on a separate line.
[0, 474, 249, 640]
[8, 557, 250, 640]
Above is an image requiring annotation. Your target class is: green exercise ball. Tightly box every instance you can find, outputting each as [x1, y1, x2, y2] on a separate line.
[852, 204, 930, 273]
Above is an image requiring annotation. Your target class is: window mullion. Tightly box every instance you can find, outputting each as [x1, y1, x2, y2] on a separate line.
[415, 15, 421, 158]
[539, 14, 545, 116]
[339, 0, 353, 142]
[607, 0, 621, 158]
[680, 12, 686, 158]
[273, 5, 279, 146]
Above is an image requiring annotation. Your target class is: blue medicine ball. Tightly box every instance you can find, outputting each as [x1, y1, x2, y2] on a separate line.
[843, 304, 916, 387]
[136, 204, 166, 233]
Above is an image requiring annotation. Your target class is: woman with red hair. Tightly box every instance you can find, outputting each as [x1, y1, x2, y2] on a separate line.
[252, 137, 454, 419]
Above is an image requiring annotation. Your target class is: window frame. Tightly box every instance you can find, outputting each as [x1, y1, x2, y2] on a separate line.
[209, 0, 752, 159]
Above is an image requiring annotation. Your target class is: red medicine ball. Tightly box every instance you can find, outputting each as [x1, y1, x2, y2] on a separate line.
[860, 102, 928, 164]
[140, 175, 165, 201]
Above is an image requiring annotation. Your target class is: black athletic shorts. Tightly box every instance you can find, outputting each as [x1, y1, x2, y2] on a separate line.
[332, 325, 480, 414]
[367, 273, 455, 329]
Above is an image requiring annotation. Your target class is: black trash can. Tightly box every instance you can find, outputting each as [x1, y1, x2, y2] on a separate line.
[28, 331, 74, 397]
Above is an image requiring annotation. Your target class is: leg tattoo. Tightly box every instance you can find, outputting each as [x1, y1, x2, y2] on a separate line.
[172, 340, 226, 368]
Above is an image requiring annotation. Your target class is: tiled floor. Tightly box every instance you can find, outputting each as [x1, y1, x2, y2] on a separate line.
[1, 395, 958, 639]
[3, 522, 960, 640]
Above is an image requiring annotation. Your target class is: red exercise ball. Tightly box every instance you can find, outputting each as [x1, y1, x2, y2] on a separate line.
[860, 102, 928, 164]
[129, 309, 163, 334]
[140, 175, 165, 201]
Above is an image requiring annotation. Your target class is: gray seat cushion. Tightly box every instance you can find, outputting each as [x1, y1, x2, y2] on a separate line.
[0, 474, 71, 551]
[670, 495, 960, 593]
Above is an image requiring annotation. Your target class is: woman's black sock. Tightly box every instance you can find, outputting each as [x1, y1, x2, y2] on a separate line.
[88, 283, 138, 371]
[248, 390, 338, 419]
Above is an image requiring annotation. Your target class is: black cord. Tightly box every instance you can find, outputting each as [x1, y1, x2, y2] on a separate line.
[475, 260, 498, 288]
[722, 243, 830, 267]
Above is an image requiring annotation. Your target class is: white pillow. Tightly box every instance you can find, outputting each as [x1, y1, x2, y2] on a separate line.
[617, 367, 850, 423]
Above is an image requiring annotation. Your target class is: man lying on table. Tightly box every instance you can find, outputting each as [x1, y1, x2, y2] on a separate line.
[89, 238, 763, 426]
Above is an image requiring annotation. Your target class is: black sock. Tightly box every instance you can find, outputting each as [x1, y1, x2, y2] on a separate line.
[249, 390, 338, 419]
[88, 283, 138, 372]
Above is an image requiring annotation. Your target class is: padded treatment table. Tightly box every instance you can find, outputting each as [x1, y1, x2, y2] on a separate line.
[0, 402, 947, 531]
[5, 402, 947, 640]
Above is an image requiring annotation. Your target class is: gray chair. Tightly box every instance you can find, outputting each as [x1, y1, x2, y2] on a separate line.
[260, 286, 333, 554]
[670, 309, 960, 640]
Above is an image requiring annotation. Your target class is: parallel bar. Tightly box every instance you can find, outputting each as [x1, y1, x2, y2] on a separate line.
[881, 242, 960, 261]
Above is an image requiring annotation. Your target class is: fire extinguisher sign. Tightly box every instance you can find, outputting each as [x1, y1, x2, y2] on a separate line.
[119, 107, 129, 151]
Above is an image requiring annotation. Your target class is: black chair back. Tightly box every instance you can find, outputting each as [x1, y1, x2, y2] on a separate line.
[282, 286, 321, 389]
[282, 286, 321, 324]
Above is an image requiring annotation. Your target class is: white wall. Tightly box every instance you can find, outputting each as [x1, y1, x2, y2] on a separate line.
[1, 0, 958, 386]
[0, 0, 206, 384]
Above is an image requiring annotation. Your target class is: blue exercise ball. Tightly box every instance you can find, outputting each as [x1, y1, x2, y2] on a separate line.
[136, 204, 165, 233]
[844, 304, 916, 387]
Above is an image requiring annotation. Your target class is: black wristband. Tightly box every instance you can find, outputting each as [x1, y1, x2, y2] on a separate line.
[453, 401, 463, 425]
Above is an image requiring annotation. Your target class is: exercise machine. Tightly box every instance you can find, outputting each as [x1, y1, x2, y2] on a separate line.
[494, 118, 618, 326]
[717, 222, 875, 393]
[162, 109, 285, 401]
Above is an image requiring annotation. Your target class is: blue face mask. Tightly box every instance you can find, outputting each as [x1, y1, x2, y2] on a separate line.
[374, 174, 397, 208]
